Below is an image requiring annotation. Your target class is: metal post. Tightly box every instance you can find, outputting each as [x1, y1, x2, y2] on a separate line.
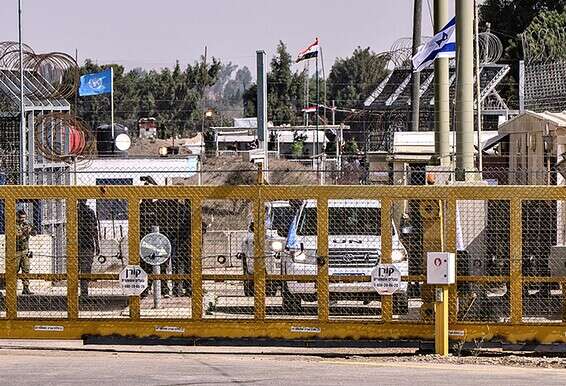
[435, 286, 449, 356]
[110, 67, 115, 141]
[455, 0, 475, 181]
[152, 225, 161, 309]
[474, 0, 483, 176]
[434, 0, 450, 167]
[256, 50, 268, 181]
[18, 0, 26, 185]
[411, 0, 423, 132]
[316, 53, 320, 174]
[519, 60, 525, 114]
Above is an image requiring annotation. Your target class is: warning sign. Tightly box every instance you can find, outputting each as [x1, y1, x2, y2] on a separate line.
[371, 264, 401, 295]
[119, 265, 148, 296]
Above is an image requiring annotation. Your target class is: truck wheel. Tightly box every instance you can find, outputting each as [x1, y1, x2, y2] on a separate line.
[282, 283, 302, 313]
[393, 292, 409, 315]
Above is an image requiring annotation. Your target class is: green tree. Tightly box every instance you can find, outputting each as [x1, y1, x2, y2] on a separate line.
[244, 41, 306, 125]
[479, 0, 566, 61]
[327, 47, 389, 109]
[522, 10, 566, 62]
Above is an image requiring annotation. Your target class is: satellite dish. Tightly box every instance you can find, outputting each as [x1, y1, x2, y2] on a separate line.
[140, 232, 172, 266]
[115, 133, 131, 151]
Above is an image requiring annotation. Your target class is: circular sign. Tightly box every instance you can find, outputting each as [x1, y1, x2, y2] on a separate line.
[140, 232, 172, 266]
[371, 264, 402, 295]
[115, 133, 131, 151]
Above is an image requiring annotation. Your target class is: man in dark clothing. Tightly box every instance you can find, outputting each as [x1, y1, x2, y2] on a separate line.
[78, 200, 100, 297]
[15, 209, 34, 295]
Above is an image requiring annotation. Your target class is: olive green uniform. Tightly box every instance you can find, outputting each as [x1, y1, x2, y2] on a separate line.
[16, 220, 32, 288]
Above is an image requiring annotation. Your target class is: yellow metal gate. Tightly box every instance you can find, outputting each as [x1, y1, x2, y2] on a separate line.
[1, 185, 566, 344]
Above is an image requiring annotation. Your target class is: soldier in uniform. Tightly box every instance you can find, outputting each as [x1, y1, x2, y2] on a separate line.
[78, 200, 100, 297]
[15, 209, 34, 295]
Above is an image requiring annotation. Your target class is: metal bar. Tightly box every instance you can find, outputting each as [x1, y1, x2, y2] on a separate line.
[5, 198, 17, 319]
[317, 195, 329, 321]
[253, 189, 266, 320]
[191, 198, 203, 320]
[510, 199, 523, 323]
[66, 198, 78, 319]
[446, 200, 458, 323]
[381, 198, 393, 321]
[127, 197, 140, 320]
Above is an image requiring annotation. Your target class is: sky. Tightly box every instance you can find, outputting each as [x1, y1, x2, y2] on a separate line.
[1, 0, 456, 73]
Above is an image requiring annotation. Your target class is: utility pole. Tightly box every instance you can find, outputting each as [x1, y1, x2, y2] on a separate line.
[474, 0, 483, 176]
[200, 46, 208, 158]
[18, 0, 26, 185]
[434, 0, 450, 167]
[411, 0, 423, 132]
[256, 50, 268, 181]
[456, 0, 475, 181]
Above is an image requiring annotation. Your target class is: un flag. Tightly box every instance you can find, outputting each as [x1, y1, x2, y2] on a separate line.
[79, 68, 113, 96]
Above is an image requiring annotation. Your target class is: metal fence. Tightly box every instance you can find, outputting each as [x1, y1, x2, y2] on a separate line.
[0, 184, 566, 344]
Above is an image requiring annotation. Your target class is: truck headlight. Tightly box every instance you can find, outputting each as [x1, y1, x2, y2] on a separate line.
[392, 249, 407, 263]
[271, 240, 284, 252]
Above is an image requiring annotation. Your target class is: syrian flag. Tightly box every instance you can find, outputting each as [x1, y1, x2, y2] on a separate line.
[302, 106, 317, 113]
[412, 17, 456, 72]
[296, 38, 319, 63]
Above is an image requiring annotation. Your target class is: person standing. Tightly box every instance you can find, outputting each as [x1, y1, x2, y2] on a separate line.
[78, 201, 100, 297]
[15, 209, 34, 295]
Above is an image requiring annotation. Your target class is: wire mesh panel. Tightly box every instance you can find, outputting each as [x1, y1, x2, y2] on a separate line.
[0, 198, 5, 318]
[326, 199, 384, 321]
[522, 200, 564, 323]
[78, 198, 128, 318]
[456, 200, 510, 323]
[141, 280, 192, 319]
[15, 200, 67, 318]
[202, 280, 254, 319]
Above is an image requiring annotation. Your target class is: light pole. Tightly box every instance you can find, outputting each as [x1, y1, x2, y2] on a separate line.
[18, 0, 26, 185]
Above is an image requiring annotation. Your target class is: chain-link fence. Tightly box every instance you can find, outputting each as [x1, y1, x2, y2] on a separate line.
[0, 185, 566, 343]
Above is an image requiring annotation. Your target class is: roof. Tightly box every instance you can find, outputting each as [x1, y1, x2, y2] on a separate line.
[364, 64, 510, 112]
[0, 68, 70, 111]
[393, 131, 500, 155]
[498, 110, 566, 134]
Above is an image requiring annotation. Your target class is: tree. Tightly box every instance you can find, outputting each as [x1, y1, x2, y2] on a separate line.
[479, 0, 566, 61]
[522, 10, 566, 62]
[244, 41, 306, 125]
[327, 47, 389, 109]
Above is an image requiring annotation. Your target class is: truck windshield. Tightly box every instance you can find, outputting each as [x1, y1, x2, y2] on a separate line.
[298, 207, 381, 236]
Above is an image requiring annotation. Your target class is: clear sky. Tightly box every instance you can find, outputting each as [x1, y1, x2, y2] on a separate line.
[1, 0, 455, 72]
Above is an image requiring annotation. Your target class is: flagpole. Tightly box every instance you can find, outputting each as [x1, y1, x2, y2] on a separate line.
[315, 43, 320, 178]
[110, 67, 115, 142]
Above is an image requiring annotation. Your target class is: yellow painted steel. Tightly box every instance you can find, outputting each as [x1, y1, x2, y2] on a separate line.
[66, 198, 78, 320]
[510, 198, 523, 323]
[191, 198, 203, 320]
[253, 188, 267, 320]
[0, 185, 565, 344]
[380, 198, 393, 321]
[128, 197, 141, 320]
[5, 198, 16, 319]
[435, 286, 449, 356]
[316, 196, 329, 321]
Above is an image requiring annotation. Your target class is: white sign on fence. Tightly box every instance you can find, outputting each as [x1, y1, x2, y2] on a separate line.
[119, 265, 148, 296]
[371, 264, 401, 295]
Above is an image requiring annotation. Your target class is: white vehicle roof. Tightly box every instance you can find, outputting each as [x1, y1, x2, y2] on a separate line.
[304, 199, 381, 208]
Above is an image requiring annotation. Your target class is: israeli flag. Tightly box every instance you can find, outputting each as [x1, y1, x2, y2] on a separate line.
[412, 17, 456, 72]
[79, 68, 113, 96]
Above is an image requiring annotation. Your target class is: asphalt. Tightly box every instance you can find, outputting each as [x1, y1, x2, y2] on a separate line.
[0, 340, 565, 385]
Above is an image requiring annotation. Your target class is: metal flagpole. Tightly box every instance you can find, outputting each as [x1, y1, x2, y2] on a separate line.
[110, 67, 115, 141]
[18, 0, 26, 185]
[316, 46, 320, 178]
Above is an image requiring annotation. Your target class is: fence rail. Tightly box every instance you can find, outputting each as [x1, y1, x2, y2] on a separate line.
[0, 184, 565, 344]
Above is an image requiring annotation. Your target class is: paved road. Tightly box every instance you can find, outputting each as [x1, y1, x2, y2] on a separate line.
[0, 348, 565, 386]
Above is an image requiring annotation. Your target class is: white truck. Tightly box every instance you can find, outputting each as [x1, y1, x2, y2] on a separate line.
[239, 199, 409, 313]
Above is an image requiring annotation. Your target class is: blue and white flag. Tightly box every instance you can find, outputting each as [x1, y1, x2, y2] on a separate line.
[412, 17, 456, 72]
[79, 68, 113, 96]
[286, 213, 300, 250]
